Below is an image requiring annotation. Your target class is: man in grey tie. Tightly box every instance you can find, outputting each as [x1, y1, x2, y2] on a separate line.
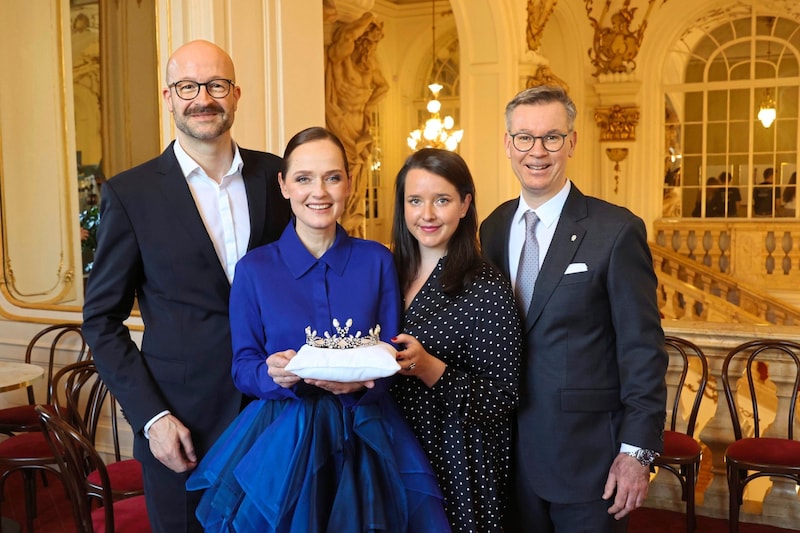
[480, 85, 667, 532]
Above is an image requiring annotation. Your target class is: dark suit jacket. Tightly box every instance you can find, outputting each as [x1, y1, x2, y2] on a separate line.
[480, 184, 666, 504]
[82, 142, 291, 468]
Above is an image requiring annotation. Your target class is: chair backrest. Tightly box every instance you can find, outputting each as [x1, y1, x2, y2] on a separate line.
[36, 405, 116, 533]
[24, 324, 90, 406]
[721, 339, 800, 441]
[50, 360, 124, 462]
[664, 336, 709, 437]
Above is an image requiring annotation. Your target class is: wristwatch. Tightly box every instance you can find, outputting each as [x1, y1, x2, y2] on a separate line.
[624, 448, 658, 466]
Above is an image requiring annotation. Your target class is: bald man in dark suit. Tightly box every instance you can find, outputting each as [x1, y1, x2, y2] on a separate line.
[82, 40, 290, 532]
[480, 85, 667, 532]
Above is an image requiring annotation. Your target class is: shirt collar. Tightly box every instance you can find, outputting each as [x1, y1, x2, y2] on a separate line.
[280, 222, 352, 279]
[172, 137, 244, 179]
[514, 179, 572, 230]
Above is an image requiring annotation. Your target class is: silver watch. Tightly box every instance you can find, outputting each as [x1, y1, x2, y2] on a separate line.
[624, 448, 658, 466]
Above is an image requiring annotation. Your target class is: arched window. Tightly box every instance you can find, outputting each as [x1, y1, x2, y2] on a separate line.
[663, 12, 799, 219]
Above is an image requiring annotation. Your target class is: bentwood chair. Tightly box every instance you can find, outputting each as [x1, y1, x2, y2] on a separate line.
[721, 339, 800, 533]
[0, 324, 89, 532]
[0, 323, 89, 436]
[51, 360, 144, 501]
[652, 336, 709, 532]
[36, 406, 151, 533]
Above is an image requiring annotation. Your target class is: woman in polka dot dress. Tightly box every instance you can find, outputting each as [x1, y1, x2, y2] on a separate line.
[390, 148, 523, 532]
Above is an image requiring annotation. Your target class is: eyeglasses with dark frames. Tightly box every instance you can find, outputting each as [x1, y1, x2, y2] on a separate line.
[169, 79, 234, 100]
[509, 132, 569, 153]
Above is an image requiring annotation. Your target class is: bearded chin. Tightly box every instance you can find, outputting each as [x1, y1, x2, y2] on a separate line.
[175, 113, 234, 140]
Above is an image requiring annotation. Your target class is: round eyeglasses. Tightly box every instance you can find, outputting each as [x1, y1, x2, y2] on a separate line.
[509, 132, 569, 153]
[169, 79, 234, 100]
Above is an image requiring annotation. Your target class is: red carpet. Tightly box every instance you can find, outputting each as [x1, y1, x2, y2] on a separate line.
[1, 468, 797, 532]
[629, 506, 799, 532]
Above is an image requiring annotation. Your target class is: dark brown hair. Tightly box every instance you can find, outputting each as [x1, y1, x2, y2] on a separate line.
[391, 148, 481, 296]
[280, 126, 349, 178]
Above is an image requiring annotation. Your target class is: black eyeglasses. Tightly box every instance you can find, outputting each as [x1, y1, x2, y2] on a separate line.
[509, 132, 569, 153]
[168, 79, 234, 100]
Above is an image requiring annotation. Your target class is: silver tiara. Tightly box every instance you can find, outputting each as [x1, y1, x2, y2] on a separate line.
[304, 318, 381, 349]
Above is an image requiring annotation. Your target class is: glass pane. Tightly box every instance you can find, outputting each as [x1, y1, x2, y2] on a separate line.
[777, 119, 797, 151]
[708, 90, 728, 120]
[707, 123, 727, 152]
[683, 156, 703, 187]
[729, 121, 750, 152]
[778, 54, 798, 77]
[778, 85, 798, 117]
[708, 56, 728, 81]
[685, 92, 704, 121]
[730, 89, 750, 120]
[684, 124, 703, 154]
[753, 122, 775, 151]
[732, 17, 751, 38]
[730, 62, 751, 81]
[686, 60, 705, 83]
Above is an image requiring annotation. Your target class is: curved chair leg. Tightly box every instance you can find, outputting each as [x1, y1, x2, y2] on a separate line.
[727, 464, 740, 533]
[685, 461, 696, 533]
[23, 470, 37, 533]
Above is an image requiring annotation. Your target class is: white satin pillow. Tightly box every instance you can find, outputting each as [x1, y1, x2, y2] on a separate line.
[285, 341, 400, 381]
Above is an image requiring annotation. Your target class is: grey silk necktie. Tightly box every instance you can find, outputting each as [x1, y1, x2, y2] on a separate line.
[515, 210, 540, 313]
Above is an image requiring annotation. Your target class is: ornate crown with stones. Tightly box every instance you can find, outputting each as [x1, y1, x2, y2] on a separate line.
[304, 318, 381, 349]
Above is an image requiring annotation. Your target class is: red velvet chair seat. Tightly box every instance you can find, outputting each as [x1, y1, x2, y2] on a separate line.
[91, 491, 151, 532]
[0, 404, 40, 426]
[661, 429, 702, 460]
[88, 458, 144, 496]
[726, 437, 800, 466]
[0, 431, 53, 458]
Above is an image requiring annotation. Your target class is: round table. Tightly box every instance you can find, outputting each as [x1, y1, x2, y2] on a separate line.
[0, 362, 43, 393]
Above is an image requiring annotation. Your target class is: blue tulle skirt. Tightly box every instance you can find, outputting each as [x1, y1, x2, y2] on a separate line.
[187, 395, 450, 532]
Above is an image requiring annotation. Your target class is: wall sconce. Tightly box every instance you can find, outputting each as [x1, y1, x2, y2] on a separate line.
[758, 88, 777, 128]
[605, 148, 629, 194]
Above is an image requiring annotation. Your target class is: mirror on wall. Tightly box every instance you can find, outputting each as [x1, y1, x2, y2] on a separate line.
[0, 0, 159, 312]
[71, 1, 103, 274]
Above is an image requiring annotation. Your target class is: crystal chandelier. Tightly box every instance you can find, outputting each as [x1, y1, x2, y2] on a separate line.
[758, 89, 777, 128]
[407, 0, 463, 152]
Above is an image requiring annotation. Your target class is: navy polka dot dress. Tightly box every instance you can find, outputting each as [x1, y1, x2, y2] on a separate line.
[392, 259, 523, 532]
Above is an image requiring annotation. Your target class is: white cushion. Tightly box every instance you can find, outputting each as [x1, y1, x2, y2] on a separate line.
[285, 341, 400, 381]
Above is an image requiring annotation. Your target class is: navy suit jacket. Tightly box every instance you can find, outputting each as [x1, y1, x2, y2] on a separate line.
[82, 142, 291, 467]
[480, 184, 666, 503]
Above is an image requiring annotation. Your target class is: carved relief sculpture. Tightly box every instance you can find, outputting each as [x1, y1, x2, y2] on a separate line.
[325, 10, 389, 238]
[585, 0, 665, 76]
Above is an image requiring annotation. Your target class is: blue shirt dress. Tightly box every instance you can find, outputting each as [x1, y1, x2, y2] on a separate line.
[187, 222, 449, 532]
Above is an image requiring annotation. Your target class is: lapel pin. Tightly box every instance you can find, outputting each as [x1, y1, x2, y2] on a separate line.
[571, 235, 577, 242]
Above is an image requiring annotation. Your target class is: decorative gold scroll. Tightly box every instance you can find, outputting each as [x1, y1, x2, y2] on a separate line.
[526, 0, 559, 52]
[585, 0, 665, 76]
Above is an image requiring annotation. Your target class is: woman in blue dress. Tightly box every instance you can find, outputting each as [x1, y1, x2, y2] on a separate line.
[187, 127, 449, 532]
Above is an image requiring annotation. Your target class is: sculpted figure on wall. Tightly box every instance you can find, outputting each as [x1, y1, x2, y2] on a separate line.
[325, 11, 389, 238]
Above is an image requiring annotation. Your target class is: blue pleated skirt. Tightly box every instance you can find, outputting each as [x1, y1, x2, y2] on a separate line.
[187, 395, 450, 532]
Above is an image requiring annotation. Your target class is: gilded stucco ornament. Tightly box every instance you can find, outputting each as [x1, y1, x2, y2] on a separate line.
[585, 0, 665, 76]
[594, 104, 639, 141]
[524, 0, 569, 90]
[594, 104, 639, 194]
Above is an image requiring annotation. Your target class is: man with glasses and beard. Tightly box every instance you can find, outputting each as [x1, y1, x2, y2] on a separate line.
[83, 40, 290, 532]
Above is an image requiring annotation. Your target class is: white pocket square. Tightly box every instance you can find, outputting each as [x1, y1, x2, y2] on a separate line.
[564, 262, 588, 274]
